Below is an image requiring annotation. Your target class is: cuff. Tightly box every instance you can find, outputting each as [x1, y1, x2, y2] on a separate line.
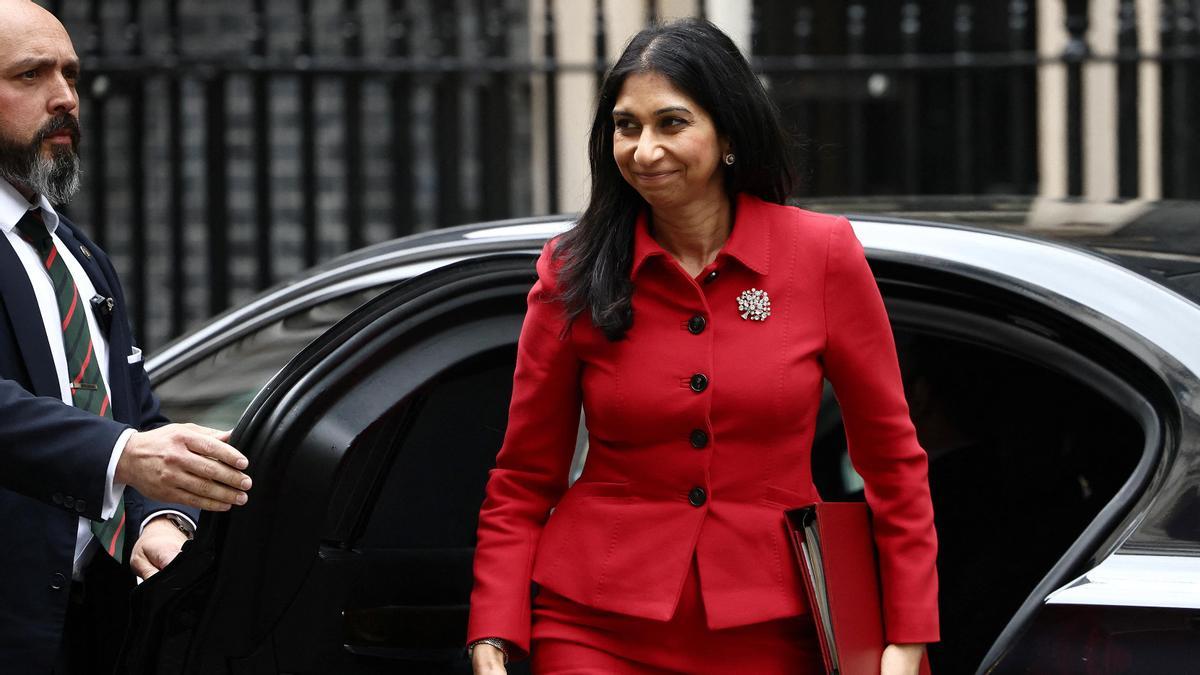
[101, 427, 136, 519]
[884, 601, 941, 644]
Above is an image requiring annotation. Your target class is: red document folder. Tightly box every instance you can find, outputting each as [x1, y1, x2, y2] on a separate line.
[785, 502, 931, 675]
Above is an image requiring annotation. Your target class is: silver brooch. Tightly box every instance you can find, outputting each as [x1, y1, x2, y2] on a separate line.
[737, 288, 771, 321]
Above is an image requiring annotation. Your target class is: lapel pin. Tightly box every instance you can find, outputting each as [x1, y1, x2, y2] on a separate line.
[79, 244, 92, 259]
[737, 288, 771, 321]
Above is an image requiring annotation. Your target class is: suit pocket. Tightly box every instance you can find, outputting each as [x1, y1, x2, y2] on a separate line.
[533, 481, 629, 590]
[762, 485, 813, 509]
[566, 480, 630, 501]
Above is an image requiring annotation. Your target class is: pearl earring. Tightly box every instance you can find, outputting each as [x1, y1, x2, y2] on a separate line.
[723, 153, 736, 166]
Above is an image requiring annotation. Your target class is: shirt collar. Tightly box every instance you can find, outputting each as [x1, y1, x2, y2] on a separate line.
[0, 179, 62, 237]
[631, 192, 771, 278]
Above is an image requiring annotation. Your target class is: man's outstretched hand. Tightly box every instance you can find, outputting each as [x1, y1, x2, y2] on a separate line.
[115, 424, 251, 511]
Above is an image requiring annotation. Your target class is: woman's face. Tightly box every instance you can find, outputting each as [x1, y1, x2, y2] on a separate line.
[611, 71, 728, 211]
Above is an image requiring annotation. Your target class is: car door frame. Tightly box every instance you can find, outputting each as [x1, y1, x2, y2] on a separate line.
[120, 254, 541, 674]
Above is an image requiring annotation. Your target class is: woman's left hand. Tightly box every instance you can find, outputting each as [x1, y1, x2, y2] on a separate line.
[880, 643, 926, 675]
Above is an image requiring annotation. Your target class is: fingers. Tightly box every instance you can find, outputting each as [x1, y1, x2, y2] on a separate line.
[147, 543, 181, 570]
[174, 467, 248, 508]
[130, 551, 156, 580]
[188, 424, 234, 444]
[188, 433, 249, 471]
[179, 446, 252, 493]
[164, 486, 240, 512]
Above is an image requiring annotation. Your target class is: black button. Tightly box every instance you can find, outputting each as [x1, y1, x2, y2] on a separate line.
[687, 315, 706, 335]
[689, 429, 709, 449]
[689, 373, 708, 392]
[704, 270, 719, 284]
[688, 487, 707, 507]
[52, 493, 63, 505]
[50, 573, 66, 591]
[63, 496, 74, 509]
[74, 500, 86, 514]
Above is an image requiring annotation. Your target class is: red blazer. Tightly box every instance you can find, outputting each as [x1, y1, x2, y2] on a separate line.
[468, 194, 939, 659]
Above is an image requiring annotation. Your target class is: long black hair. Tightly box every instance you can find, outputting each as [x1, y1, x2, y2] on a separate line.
[553, 18, 797, 341]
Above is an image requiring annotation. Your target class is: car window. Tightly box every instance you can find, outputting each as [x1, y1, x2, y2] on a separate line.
[152, 286, 387, 429]
[809, 327, 1144, 674]
[333, 350, 530, 671]
[356, 349, 517, 550]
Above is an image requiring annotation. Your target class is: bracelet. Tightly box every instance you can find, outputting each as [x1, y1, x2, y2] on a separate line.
[468, 637, 510, 664]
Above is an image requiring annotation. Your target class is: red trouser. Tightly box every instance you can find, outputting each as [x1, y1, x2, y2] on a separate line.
[531, 554, 823, 674]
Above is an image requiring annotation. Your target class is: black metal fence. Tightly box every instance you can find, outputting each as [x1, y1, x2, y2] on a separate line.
[35, 0, 1200, 349]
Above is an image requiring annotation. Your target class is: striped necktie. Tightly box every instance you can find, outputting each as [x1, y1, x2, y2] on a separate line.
[15, 208, 127, 563]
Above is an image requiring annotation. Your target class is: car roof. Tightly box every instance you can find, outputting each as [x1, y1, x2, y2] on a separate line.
[319, 197, 1200, 302]
[148, 197, 1200, 373]
[802, 196, 1200, 303]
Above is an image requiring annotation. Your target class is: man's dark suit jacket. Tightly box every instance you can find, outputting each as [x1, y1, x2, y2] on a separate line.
[0, 214, 199, 672]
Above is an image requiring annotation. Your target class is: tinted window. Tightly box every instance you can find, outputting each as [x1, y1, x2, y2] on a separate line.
[357, 349, 517, 550]
[153, 287, 385, 428]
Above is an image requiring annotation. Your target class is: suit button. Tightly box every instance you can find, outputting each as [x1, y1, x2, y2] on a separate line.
[689, 429, 709, 449]
[50, 573, 67, 591]
[74, 500, 86, 514]
[689, 373, 708, 392]
[688, 487, 707, 507]
[52, 493, 64, 505]
[687, 315, 706, 335]
[63, 496, 75, 509]
[704, 270, 719, 284]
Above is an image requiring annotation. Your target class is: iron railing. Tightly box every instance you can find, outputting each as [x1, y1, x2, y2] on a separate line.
[33, 0, 1200, 348]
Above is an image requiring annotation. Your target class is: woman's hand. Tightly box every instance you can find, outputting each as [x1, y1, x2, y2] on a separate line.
[471, 643, 507, 674]
[880, 643, 925, 675]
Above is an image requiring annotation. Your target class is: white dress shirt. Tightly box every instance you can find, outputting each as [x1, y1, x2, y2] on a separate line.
[1, 180, 138, 578]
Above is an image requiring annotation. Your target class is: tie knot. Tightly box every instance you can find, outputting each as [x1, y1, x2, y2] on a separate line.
[15, 208, 51, 253]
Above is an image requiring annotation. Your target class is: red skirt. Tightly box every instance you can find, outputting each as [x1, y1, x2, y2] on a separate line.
[531, 554, 824, 674]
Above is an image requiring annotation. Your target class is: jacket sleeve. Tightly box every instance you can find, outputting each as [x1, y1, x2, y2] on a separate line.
[466, 241, 582, 660]
[822, 217, 940, 644]
[0, 378, 129, 521]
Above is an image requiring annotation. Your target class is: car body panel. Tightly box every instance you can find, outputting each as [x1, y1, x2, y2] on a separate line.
[1045, 554, 1200, 609]
[134, 200, 1200, 674]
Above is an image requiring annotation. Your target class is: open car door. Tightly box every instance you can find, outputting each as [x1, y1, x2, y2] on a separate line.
[119, 254, 540, 675]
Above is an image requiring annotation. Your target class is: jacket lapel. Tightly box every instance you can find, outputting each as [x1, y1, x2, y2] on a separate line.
[0, 235, 60, 398]
[53, 222, 114, 299]
[54, 221, 134, 424]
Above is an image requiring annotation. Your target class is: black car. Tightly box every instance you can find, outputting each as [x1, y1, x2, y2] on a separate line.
[120, 198, 1200, 674]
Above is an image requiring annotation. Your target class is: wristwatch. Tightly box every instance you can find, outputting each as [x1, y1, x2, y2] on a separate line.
[162, 513, 196, 540]
[467, 637, 510, 664]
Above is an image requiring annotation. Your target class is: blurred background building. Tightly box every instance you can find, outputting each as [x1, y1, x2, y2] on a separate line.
[35, 0, 1199, 348]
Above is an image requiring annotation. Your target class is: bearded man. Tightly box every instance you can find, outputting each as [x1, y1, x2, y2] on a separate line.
[0, 2, 255, 672]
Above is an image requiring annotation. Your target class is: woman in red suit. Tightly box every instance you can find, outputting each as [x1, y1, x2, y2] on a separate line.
[468, 18, 938, 674]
